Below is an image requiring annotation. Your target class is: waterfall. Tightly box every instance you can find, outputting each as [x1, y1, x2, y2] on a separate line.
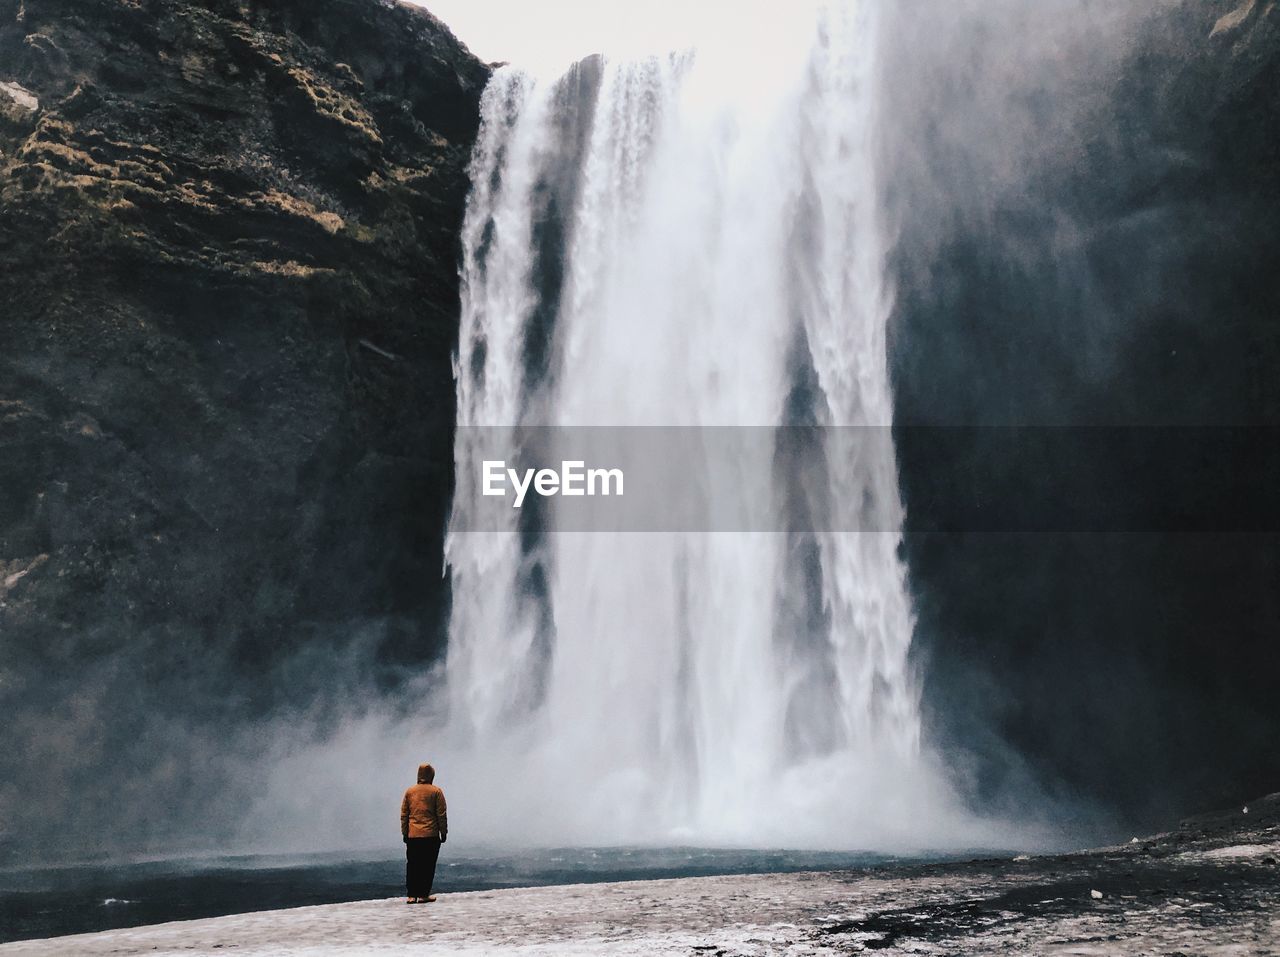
[441, 0, 947, 847]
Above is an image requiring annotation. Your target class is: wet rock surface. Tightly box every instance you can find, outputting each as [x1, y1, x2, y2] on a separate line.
[0, 0, 487, 859]
[888, 0, 1280, 825]
[3, 796, 1277, 954]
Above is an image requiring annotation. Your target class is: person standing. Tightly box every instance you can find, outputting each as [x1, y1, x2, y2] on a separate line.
[400, 762, 448, 903]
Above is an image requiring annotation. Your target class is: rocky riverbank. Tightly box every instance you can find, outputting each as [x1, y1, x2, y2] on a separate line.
[4, 795, 1277, 955]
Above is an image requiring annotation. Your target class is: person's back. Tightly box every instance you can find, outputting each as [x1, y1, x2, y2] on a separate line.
[402, 781, 447, 839]
[400, 763, 447, 903]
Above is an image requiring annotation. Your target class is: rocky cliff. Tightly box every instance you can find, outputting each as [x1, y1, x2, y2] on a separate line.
[0, 0, 487, 857]
[886, 0, 1280, 825]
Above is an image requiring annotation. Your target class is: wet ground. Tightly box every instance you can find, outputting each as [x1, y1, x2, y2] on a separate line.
[0, 847, 911, 943]
[2, 795, 1276, 955]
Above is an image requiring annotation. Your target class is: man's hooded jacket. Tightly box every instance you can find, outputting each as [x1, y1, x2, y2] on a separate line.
[401, 764, 448, 840]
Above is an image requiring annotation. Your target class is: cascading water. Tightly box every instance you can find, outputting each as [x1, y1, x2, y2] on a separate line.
[441, 0, 960, 847]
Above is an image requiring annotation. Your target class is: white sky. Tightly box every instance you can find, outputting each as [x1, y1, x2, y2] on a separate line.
[410, 0, 812, 77]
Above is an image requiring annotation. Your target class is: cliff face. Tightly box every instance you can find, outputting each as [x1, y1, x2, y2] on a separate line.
[885, 0, 1280, 825]
[0, 0, 487, 856]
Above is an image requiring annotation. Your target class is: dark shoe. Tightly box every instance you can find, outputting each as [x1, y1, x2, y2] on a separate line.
[425, 896, 437, 903]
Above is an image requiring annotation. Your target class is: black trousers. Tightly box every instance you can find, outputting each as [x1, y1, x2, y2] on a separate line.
[405, 836, 441, 898]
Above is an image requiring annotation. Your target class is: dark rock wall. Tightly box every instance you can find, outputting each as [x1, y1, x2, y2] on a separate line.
[885, 0, 1280, 826]
[0, 0, 487, 857]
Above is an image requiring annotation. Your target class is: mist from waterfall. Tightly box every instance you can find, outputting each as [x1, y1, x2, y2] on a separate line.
[439, 0, 992, 849]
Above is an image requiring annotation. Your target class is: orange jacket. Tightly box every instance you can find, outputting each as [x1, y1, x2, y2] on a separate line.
[401, 773, 448, 840]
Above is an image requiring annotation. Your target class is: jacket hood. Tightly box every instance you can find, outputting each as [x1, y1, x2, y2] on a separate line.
[416, 763, 434, 784]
